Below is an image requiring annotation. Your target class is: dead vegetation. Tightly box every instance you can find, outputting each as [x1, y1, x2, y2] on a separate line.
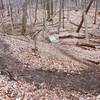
[0, 0, 100, 100]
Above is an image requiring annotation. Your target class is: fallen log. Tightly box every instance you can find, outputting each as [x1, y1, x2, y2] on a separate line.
[76, 42, 96, 49]
[59, 35, 85, 39]
[86, 59, 100, 65]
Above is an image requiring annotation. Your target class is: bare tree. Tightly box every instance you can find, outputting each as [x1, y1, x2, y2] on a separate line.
[8, 0, 14, 33]
[0, 0, 4, 10]
[62, 0, 65, 28]
[0, 10, 5, 34]
[22, 0, 28, 35]
[46, 0, 51, 21]
[83, 5, 89, 43]
[33, 0, 38, 26]
[94, 0, 98, 24]
[76, 0, 95, 33]
[58, 0, 63, 34]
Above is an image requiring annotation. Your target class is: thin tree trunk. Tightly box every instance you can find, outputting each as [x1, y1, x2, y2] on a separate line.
[0, 0, 4, 9]
[62, 0, 65, 28]
[0, 10, 5, 34]
[84, 11, 89, 43]
[67, 0, 70, 22]
[58, 0, 62, 34]
[8, 0, 14, 33]
[50, 0, 53, 24]
[33, 0, 38, 26]
[43, 0, 47, 39]
[46, 0, 50, 20]
[22, 0, 28, 35]
[50, 0, 53, 16]
[76, 0, 94, 33]
[94, 0, 98, 24]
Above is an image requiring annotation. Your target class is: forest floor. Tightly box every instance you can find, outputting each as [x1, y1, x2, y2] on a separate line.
[0, 9, 100, 100]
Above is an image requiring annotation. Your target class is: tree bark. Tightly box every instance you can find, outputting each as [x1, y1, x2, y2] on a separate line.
[33, 0, 38, 26]
[58, 0, 62, 34]
[22, 0, 28, 35]
[76, 0, 94, 33]
[8, 0, 14, 33]
[94, 0, 98, 24]
[0, 0, 4, 10]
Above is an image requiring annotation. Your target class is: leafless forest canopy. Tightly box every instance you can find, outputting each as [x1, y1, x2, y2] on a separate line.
[0, 0, 100, 34]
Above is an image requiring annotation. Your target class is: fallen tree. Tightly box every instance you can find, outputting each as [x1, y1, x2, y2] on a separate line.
[76, 42, 96, 49]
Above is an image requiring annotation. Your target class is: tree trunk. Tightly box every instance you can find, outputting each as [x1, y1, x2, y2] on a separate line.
[8, 0, 14, 33]
[46, 0, 50, 20]
[94, 0, 98, 24]
[50, 0, 53, 16]
[33, 0, 38, 26]
[0, 0, 4, 10]
[22, 0, 28, 35]
[58, 0, 62, 34]
[76, 0, 94, 33]
[62, 0, 65, 28]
